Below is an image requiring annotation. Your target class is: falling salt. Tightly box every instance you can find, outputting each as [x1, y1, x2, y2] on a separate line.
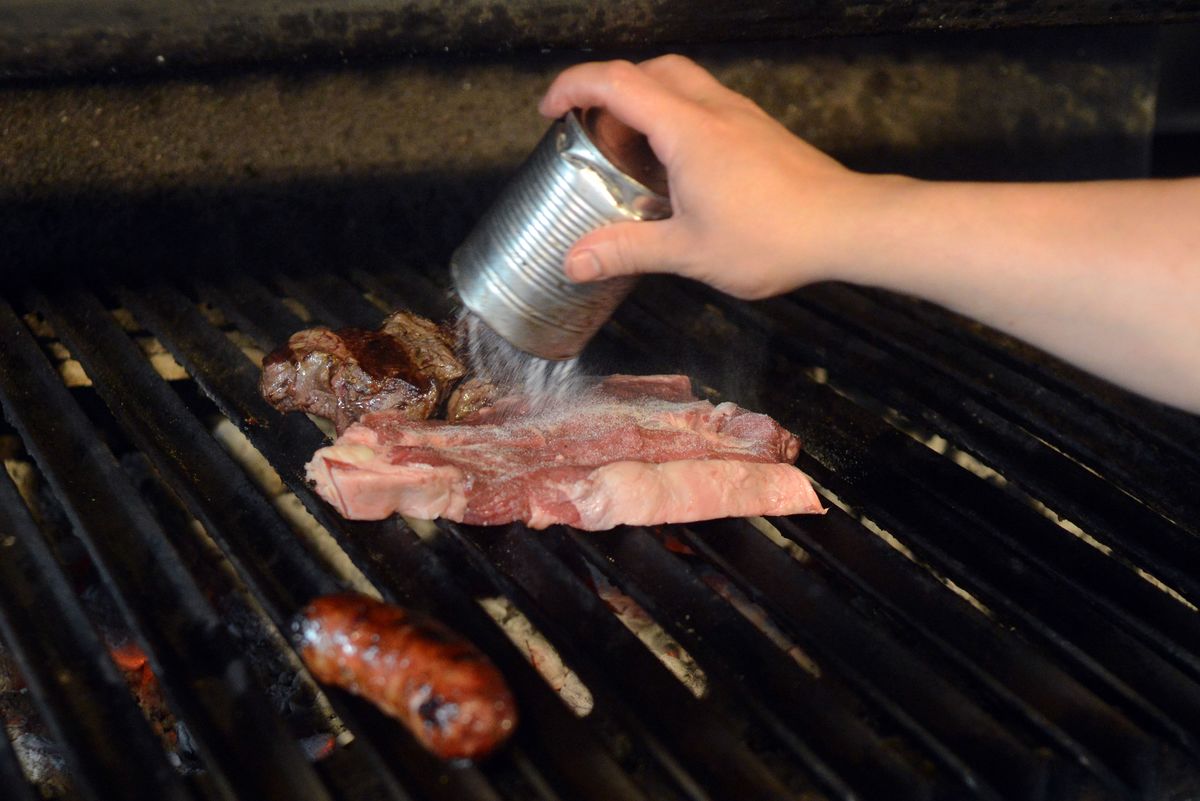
[457, 308, 590, 412]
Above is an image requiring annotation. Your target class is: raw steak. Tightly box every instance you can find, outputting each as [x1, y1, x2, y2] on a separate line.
[260, 311, 465, 432]
[307, 374, 824, 531]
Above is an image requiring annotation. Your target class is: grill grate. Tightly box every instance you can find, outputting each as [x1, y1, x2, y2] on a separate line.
[0, 263, 1197, 801]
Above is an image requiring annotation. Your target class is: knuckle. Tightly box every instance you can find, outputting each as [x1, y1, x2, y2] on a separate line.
[603, 59, 640, 88]
[612, 227, 640, 270]
[651, 53, 693, 72]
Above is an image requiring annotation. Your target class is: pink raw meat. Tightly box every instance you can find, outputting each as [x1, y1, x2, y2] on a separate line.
[306, 375, 824, 530]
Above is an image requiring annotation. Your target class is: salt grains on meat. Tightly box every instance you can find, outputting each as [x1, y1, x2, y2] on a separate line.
[306, 374, 824, 531]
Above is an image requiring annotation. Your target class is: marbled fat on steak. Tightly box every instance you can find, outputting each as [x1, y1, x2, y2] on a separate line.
[307, 374, 824, 530]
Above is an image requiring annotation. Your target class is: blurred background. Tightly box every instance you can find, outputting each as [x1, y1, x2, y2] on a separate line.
[0, 3, 1197, 280]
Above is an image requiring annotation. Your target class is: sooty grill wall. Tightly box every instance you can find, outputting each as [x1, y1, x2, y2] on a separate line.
[1, 7, 1199, 801]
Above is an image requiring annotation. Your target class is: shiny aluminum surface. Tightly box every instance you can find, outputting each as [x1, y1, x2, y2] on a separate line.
[451, 110, 671, 360]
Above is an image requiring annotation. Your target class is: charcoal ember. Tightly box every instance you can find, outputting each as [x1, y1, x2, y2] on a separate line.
[107, 636, 187, 755]
[260, 311, 465, 433]
[0, 653, 69, 797]
[7, 729, 69, 797]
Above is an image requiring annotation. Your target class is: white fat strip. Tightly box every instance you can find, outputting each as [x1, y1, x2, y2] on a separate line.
[306, 443, 468, 522]
[563, 460, 824, 532]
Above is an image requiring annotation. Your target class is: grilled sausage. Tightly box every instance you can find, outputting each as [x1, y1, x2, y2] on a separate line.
[293, 594, 517, 760]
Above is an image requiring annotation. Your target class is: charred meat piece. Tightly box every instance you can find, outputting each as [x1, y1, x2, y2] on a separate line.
[445, 377, 503, 423]
[260, 311, 465, 433]
[293, 594, 517, 761]
[307, 374, 825, 530]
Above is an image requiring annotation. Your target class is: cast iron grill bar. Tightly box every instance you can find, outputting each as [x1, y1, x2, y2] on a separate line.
[604, 285, 1187, 794]
[772, 501, 1154, 799]
[271, 272, 388, 331]
[687, 513, 1125, 798]
[346, 267, 457, 322]
[122, 279, 650, 801]
[26, 287, 455, 801]
[789, 396, 1200, 752]
[561, 525, 1003, 801]
[849, 415, 1200, 681]
[434, 520, 826, 801]
[667, 520, 1068, 801]
[0, 464, 195, 801]
[776, 379, 1194, 791]
[30, 285, 343, 612]
[0, 297, 333, 801]
[427, 525, 782, 801]
[194, 271, 318, 358]
[747, 343, 1200, 745]
[804, 282, 1200, 491]
[802, 282, 1200, 498]
[707, 282, 1200, 601]
[629, 280, 1200, 673]
[703, 299, 1200, 726]
[858, 287, 1200, 471]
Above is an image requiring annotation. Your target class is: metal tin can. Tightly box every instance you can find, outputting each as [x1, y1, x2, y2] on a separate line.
[451, 109, 671, 360]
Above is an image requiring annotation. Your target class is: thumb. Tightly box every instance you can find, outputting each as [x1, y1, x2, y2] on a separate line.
[564, 219, 679, 283]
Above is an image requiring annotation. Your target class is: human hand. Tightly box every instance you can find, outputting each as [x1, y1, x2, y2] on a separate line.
[545, 57, 1200, 413]
[539, 55, 881, 300]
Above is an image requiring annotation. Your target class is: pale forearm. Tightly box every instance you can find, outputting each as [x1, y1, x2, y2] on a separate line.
[837, 177, 1200, 412]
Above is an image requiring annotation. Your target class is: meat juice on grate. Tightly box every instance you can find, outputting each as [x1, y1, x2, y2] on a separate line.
[457, 309, 589, 412]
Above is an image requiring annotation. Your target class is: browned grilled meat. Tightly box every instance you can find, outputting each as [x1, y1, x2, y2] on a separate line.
[445, 377, 503, 423]
[293, 594, 518, 761]
[260, 311, 465, 433]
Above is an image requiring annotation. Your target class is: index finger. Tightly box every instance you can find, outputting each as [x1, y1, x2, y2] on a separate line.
[538, 60, 700, 162]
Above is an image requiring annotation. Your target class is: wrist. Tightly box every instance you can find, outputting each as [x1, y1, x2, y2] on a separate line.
[824, 172, 926, 287]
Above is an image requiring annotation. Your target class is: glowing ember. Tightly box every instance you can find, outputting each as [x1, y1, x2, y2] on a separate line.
[109, 641, 148, 673]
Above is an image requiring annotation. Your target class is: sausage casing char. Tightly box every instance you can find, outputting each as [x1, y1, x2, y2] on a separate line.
[293, 594, 518, 760]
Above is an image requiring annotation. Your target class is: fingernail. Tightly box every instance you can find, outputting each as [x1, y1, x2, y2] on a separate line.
[566, 251, 603, 282]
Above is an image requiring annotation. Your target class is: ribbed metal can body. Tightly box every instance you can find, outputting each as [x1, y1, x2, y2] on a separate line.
[451, 111, 671, 360]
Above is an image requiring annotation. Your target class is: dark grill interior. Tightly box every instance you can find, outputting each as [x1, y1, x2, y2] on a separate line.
[0, 255, 1198, 801]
